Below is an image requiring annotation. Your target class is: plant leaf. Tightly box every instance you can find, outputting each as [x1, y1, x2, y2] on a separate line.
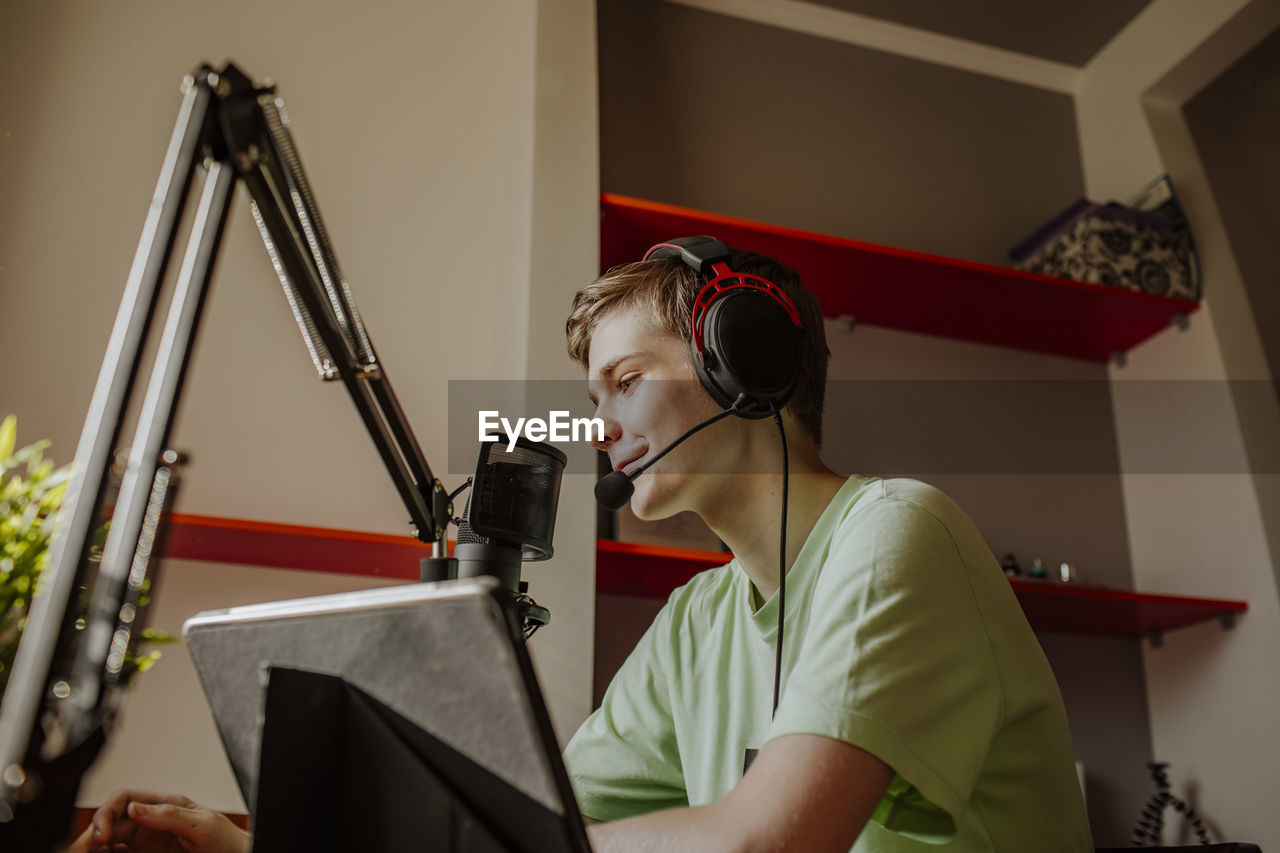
[0, 415, 15, 465]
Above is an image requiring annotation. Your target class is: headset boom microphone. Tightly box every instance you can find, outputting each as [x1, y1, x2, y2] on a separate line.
[593, 402, 742, 512]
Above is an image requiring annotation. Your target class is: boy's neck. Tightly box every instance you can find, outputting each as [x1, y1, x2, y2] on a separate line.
[702, 452, 847, 603]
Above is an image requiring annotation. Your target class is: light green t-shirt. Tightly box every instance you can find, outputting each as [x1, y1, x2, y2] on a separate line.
[564, 476, 1093, 851]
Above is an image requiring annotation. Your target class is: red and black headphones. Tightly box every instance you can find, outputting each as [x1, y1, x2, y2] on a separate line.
[643, 236, 804, 724]
[643, 236, 805, 419]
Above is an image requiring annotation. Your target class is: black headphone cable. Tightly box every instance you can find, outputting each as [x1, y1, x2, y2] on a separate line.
[770, 402, 788, 718]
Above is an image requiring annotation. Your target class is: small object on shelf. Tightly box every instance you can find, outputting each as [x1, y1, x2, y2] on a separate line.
[1009, 175, 1199, 300]
[1130, 761, 1212, 846]
[1029, 557, 1048, 579]
[1000, 552, 1022, 577]
[1059, 561, 1077, 583]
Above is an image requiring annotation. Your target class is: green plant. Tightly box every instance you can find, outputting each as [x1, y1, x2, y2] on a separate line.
[0, 415, 173, 699]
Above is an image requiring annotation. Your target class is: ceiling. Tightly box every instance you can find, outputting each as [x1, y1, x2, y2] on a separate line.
[805, 0, 1155, 66]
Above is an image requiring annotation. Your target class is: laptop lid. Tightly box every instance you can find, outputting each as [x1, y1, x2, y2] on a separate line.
[183, 578, 587, 850]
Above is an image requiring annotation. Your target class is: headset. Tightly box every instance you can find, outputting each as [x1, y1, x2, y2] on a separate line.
[642, 236, 805, 418]
[641, 235, 805, 725]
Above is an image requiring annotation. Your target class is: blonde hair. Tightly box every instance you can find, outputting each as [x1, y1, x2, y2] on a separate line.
[566, 249, 830, 446]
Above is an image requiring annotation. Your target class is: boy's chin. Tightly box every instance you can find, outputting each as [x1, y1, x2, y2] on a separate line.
[629, 471, 721, 521]
[628, 479, 682, 522]
[628, 495, 667, 522]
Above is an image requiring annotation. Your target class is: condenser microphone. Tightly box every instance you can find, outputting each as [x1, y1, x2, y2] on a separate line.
[429, 434, 566, 637]
[594, 395, 746, 511]
[455, 435, 566, 584]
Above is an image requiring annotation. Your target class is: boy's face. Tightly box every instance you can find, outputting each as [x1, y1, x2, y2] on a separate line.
[586, 307, 738, 520]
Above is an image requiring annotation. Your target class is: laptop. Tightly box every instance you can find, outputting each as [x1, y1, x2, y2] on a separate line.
[183, 578, 592, 853]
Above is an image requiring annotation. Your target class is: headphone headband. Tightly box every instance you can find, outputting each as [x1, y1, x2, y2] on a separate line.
[642, 236, 731, 276]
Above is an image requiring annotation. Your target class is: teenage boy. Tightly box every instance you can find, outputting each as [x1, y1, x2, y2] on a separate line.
[73, 245, 1091, 853]
[561, 247, 1092, 851]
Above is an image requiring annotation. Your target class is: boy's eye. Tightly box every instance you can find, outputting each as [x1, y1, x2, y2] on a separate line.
[619, 374, 640, 393]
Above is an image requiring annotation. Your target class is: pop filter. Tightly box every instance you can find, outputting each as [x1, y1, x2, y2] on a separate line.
[437, 436, 566, 638]
[459, 436, 566, 564]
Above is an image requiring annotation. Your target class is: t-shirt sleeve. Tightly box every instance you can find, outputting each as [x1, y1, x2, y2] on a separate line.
[765, 496, 1004, 843]
[562, 598, 688, 822]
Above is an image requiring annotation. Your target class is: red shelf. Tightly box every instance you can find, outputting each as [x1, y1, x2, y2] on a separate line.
[601, 194, 1200, 363]
[1005, 578, 1246, 638]
[595, 540, 734, 598]
[156, 515, 1248, 640]
[162, 513, 431, 580]
[595, 540, 1247, 640]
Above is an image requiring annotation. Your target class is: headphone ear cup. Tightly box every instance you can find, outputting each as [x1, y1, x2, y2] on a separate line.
[694, 290, 801, 418]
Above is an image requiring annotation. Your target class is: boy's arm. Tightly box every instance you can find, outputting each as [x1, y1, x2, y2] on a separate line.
[585, 733, 892, 853]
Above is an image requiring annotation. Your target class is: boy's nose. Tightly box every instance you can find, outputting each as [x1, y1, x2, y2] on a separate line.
[589, 409, 622, 452]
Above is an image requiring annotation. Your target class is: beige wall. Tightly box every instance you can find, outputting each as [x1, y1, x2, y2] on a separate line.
[0, 0, 599, 811]
[522, 0, 602, 751]
[1181, 28, 1280, 609]
[1078, 0, 1280, 844]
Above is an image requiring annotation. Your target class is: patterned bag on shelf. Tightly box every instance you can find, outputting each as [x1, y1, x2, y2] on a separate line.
[1009, 176, 1200, 300]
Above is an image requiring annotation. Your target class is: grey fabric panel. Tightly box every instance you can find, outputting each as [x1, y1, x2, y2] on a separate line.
[185, 584, 561, 815]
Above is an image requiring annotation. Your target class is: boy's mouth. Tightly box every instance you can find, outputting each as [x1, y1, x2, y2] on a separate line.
[615, 451, 646, 474]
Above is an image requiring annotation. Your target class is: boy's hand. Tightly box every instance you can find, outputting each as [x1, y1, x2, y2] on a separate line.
[68, 789, 251, 853]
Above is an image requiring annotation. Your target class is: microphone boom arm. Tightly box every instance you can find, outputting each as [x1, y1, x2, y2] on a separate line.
[0, 61, 448, 847]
